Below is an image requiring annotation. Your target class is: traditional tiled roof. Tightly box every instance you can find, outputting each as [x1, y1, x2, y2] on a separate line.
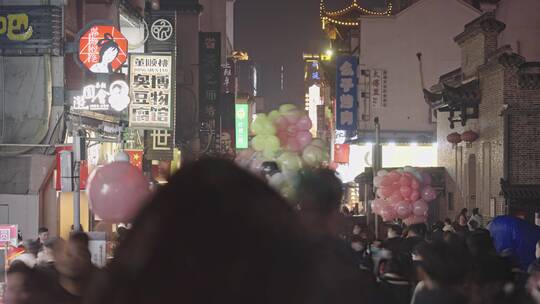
[501, 179, 540, 209]
[519, 62, 540, 90]
[320, 0, 392, 29]
[424, 80, 480, 110]
[455, 13, 505, 44]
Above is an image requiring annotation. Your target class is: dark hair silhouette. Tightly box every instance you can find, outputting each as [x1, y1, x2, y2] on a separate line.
[85, 159, 318, 304]
[97, 33, 119, 73]
[298, 169, 343, 217]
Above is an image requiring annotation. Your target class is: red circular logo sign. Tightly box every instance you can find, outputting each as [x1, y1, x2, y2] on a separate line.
[79, 25, 128, 73]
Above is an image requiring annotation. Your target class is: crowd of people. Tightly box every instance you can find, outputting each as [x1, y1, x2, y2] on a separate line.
[2, 158, 540, 304]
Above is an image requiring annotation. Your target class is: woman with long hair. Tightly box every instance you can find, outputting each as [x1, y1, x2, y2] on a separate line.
[90, 33, 119, 74]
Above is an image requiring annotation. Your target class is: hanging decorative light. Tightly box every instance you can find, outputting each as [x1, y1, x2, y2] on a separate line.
[461, 130, 479, 148]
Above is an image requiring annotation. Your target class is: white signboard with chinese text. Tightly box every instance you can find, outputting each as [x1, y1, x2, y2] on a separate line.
[72, 80, 130, 112]
[129, 54, 172, 128]
[370, 69, 388, 109]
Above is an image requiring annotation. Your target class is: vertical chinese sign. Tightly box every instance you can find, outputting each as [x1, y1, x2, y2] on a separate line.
[199, 32, 221, 154]
[235, 104, 249, 149]
[336, 56, 359, 131]
[370, 69, 388, 109]
[129, 54, 172, 128]
[220, 58, 236, 156]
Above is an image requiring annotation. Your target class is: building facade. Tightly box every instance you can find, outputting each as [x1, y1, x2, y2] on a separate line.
[0, 0, 236, 239]
[427, 12, 540, 222]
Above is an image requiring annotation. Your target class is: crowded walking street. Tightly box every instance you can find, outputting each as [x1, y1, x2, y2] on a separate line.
[1, 0, 540, 303]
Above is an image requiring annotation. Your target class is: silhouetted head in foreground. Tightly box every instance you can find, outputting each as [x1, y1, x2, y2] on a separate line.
[86, 159, 314, 304]
[297, 169, 343, 237]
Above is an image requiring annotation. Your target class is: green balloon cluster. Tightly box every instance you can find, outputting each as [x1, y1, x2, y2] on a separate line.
[242, 104, 333, 202]
[251, 114, 281, 159]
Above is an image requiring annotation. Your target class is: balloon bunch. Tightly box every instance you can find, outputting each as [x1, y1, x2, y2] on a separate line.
[235, 104, 330, 199]
[371, 166, 436, 225]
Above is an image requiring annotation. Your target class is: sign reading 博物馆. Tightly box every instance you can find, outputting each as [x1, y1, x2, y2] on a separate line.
[235, 104, 249, 149]
[129, 54, 173, 129]
[336, 56, 359, 131]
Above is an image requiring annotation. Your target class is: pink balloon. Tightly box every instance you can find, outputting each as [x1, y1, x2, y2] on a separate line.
[296, 130, 313, 149]
[380, 176, 393, 187]
[388, 171, 401, 182]
[400, 186, 412, 198]
[411, 178, 420, 190]
[422, 172, 432, 186]
[277, 131, 288, 147]
[395, 201, 412, 219]
[296, 115, 313, 131]
[413, 200, 428, 217]
[410, 190, 420, 202]
[284, 110, 301, 124]
[286, 125, 298, 135]
[421, 186, 437, 202]
[376, 187, 393, 199]
[389, 193, 402, 204]
[88, 162, 150, 223]
[286, 137, 302, 152]
[274, 116, 288, 131]
[381, 205, 397, 222]
[382, 187, 394, 198]
[399, 176, 412, 187]
[373, 176, 384, 188]
[371, 199, 385, 215]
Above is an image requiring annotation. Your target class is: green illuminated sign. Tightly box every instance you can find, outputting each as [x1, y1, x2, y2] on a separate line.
[235, 104, 249, 149]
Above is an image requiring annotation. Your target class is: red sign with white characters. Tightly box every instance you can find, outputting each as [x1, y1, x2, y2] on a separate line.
[79, 25, 128, 73]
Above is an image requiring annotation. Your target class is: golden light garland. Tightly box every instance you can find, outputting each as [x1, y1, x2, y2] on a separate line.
[320, 0, 393, 29]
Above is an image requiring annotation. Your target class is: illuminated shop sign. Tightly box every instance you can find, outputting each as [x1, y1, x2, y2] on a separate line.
[235, 104, 249, 149]
[0, 6, 62, 55]
[78, 24, 128, 74]
[129, 54, 172, 128]
[336, 56, 359, 131]
[72, 80, 130, 112]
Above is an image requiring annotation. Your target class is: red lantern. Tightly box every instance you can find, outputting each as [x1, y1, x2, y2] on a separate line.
[461, 130, 479, 147]
[446, 132, 462, 147]
[334, 144, 350, 164]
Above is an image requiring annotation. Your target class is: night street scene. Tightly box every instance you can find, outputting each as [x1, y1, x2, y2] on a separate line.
[1, 0, 540, 303]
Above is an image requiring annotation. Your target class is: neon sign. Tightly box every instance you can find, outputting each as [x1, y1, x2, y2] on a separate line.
[72, 80, 130, 112]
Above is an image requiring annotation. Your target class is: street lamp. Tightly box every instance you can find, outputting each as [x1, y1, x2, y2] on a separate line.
[325, 49, 333, 58]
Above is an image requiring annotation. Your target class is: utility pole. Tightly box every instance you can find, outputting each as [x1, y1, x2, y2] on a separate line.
[373, 117, 382, 238]
[72, 129, 85, 232]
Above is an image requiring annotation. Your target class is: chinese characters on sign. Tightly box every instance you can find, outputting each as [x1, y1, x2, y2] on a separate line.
[129, 54, 172, 128]
[0, 225, 18, 247]
[144, 129, 174, 160]
[336, 56, 359, 131]
[72, 80, 130, 112]
[78, 24, 128, 74]
[0, 6, 62, 56]
[146, 11, 176, 52]
[0, 12, 33, 41]
[199, 32, 222, 154]
[235, 104, 249, 149]
[221, 58, 236, 94]
[370, 69, 388, 108]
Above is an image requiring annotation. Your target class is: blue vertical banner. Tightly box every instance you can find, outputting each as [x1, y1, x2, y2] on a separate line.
[336, 56, 359, 131]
